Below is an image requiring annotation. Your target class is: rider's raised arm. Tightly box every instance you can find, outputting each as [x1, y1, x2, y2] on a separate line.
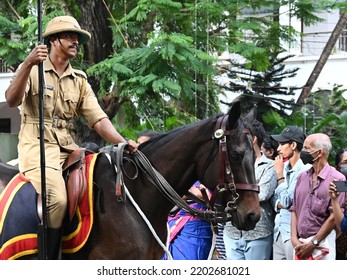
[6, 45, 48, 107]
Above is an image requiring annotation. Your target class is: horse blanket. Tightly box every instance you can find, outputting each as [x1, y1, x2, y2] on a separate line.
[0, 153, 98, 260]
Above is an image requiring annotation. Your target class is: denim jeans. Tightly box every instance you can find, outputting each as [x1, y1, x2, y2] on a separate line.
[223, 234, 273, 260]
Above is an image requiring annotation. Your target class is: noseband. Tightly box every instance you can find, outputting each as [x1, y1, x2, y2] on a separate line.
[209, 115, 259, 212]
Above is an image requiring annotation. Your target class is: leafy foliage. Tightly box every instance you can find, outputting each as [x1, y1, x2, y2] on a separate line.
[220, 51, 300, 121]
[263, 85, 347, 164]
[88, 30, 219, 125]
[1, 0, 345, 138]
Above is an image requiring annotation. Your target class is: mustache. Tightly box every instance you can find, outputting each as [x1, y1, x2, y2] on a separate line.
[68, 44, 79, 51]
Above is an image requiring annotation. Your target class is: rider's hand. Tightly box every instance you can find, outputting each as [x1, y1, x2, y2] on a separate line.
[126, 139, 138, 154]
[26, 45, 48, 67]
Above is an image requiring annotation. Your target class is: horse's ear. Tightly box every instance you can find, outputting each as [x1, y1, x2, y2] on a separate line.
[228, 101, 241, 128]
[244, 104, 257, 124]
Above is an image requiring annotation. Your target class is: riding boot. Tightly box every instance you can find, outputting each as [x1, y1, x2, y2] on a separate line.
[47, 227, 63, 260]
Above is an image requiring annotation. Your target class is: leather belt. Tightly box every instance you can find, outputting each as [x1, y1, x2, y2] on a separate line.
[22, 115, 68, 129]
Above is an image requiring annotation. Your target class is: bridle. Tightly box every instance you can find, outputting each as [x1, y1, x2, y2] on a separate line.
[203, 115, 259, 214]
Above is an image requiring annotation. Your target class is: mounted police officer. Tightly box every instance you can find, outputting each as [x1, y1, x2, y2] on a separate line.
[5, 15, 137, 259]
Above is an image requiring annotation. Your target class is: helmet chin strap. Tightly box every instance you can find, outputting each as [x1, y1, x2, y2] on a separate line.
[57, 38, 68, 53]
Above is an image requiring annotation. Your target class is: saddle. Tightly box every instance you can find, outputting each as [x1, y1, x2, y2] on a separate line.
[62, 148, 94, 222]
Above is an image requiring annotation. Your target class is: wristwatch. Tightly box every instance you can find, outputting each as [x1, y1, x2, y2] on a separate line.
[311, 238, 320, 246]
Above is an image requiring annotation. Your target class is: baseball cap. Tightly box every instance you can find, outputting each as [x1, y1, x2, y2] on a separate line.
[270, 126, 306, 144]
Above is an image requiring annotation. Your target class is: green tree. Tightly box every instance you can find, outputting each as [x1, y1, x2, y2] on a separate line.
[219, 51, 300, 120]
[1, 0, 344, 145]
[262, 85, 347, 164]
[308, 85, 347, 162]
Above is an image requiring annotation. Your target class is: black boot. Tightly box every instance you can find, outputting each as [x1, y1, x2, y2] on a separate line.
[47, 227, 62, 260]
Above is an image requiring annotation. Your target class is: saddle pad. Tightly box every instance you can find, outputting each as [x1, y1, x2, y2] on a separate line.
[0, 153, 98, 260]
[0, 174, 38, 259]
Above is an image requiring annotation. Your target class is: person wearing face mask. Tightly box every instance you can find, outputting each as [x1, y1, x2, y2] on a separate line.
[270, 126, 311, 260]
[291, 133, 346, 260]
[328, 148, 347, 259]
[335, 148, 347, 178]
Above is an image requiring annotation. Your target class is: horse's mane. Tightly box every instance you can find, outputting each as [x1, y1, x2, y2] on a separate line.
[139, 114, 223, 148]
[139, 108, 256, 150]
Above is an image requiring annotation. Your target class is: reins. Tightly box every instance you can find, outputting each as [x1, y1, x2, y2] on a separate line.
[99, 113, 260, 257]
[103, 143, 226, 222]
[133, 150, 224, 222]
[105, 114, 259, 224]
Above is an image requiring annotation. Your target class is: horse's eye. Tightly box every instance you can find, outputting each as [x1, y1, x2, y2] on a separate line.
[230, 154, 242, 161]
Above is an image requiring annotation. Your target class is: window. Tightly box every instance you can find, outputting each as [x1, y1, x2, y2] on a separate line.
[339, 28, 347, 52]
[339, 13, 347, 52]
[0, 119, 11, 133]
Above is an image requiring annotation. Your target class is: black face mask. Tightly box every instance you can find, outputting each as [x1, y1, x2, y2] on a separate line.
[339, 166, 347, 178]
[300, 150, 319, 165]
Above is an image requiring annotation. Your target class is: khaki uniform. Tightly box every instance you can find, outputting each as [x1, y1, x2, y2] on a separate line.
[12, 58, 108, 228]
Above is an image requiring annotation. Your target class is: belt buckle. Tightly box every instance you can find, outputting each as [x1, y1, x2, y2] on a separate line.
[52, 116, 58, 128]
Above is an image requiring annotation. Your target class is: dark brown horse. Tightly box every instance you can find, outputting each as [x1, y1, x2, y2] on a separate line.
[0, 101, 260, 259]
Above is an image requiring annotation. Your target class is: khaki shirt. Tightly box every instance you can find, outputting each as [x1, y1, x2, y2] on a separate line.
[14, 58, 108, 171]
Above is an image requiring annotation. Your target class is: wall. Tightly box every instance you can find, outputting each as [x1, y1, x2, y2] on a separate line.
[0, 103, 20, 133]
[0, 133, 18, 163]
[0, 73, 20, 163]
[0, 73, 13, 103]
[0, 73, 20, 134]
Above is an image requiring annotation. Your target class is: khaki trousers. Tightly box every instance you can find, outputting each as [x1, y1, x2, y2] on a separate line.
[24, 151, 69, 229]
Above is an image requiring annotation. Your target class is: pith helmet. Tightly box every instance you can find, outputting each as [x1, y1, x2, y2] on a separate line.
[42, 16, 91, 45]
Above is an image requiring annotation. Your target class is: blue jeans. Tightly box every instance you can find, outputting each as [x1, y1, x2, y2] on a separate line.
[224, 234, 273, 260]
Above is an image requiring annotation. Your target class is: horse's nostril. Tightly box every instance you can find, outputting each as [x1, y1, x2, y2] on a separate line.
[248, 211, 260, 224]
[247, 211, 258, 224]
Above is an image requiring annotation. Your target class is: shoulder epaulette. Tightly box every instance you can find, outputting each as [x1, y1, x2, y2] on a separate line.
[73, 69, 87, 79]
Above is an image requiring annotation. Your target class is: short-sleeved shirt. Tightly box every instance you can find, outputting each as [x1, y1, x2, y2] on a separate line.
[273, 159, 311, 242]
[12, 58, 108, 171]
[292, 164, 346, 239]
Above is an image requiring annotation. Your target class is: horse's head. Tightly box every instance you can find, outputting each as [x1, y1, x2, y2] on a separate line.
[199, 101, 261, 231]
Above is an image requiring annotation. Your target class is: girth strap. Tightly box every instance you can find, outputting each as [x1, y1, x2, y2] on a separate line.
[110, 143, 128, 203]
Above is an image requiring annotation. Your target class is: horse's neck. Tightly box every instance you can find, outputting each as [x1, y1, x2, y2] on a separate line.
[144, 140, 200, 187]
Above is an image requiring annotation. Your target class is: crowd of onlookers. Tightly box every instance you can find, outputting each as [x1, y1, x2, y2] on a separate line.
[217, 124, 347, 260]
[147, 121, 347, 261]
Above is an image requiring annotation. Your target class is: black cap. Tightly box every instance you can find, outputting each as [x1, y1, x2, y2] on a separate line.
[270, 126, 306, 144]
